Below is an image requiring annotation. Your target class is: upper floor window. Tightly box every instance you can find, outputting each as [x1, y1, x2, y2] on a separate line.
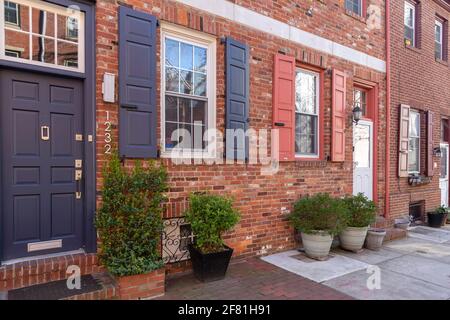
[408, 110, 420, 173]
[4, 1, 19, 26]
[435, 20, 443, 60]
[161, 24, 216, 154]
[404, 1, 416, 47]
[353, 88, 367, 117]
[345, 0, 363, 16]
[295, 68, 320, 158]
[0, 0, 85, 72]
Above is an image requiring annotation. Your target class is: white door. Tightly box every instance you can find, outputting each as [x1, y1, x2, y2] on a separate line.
[440, 143, 449, 207]
[353, 120, 373, 200]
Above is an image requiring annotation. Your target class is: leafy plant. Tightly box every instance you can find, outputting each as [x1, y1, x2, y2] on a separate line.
[432, 205, 448, 215]
[342, 193, 377, 227]
[185, 193, 240, 254]
[96, 154, 168, 276]
[288, 193, 348, 236]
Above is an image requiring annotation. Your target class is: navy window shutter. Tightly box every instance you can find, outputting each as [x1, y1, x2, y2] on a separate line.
[119, 6, 157, 158]
[225, 37, 250, 161]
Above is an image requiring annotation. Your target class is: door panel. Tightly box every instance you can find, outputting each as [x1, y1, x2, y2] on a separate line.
[353, 120, 373, 200]
[1, 69, 84, 260]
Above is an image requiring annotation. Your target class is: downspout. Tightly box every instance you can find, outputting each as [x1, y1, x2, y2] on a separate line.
[385, 0, 391, 219]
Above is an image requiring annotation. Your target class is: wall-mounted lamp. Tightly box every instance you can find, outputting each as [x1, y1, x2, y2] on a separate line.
[352, 105, 363, 125]
[306, 7, 313, 17]
[433, 147, 442, 157]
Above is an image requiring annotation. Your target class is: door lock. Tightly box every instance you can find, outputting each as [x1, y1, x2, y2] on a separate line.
[75, 169, 82, 181]
[75, 192, 82, 199]
[75, 159, 82, 168]
[41, 126, 50, 141]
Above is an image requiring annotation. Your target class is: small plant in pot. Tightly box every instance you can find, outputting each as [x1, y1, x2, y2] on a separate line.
[427, 205, 448, 228]
[185, 192, 240, 282]
[288, 193, 347, 260]
[96, 154, 167, 299]
[340, 193, 377, 252]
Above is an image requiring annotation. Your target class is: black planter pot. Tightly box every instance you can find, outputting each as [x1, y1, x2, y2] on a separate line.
[427, 213, 445, 228]
[188, 244, 233, 282]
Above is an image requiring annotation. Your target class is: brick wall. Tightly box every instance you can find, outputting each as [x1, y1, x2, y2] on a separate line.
[95, 0, 387, 262]
[390, 0, 450, 220]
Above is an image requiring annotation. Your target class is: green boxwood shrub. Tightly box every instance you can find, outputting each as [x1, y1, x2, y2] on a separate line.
[288, 193, 347, 236]
[185, 193, 240, 254]
[342, 193, 377, 227]
[96, 154, 168, 276]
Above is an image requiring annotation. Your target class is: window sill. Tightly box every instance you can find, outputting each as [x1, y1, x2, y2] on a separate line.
[345, 10, 366, 23]
[404, 44, 421, 54]
[435, 58, 449, 67]
[294, 159, 327, 168]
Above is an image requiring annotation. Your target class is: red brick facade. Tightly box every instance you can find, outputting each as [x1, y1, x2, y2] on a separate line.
[389, 0, 450, 220]
[95, 0, 388, 265]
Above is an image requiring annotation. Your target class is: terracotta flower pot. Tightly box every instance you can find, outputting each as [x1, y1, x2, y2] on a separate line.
[441, 213, 448, 226]
[301, 231, 333, 260]
[364, 228, 386, 251]
[339, 226, 369, 252]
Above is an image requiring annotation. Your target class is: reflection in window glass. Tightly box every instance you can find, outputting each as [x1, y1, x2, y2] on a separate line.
[354, 124, 370, 168]
[441, 146, 448, 179]
[5, 29, 29, 60]
[408, 110, 420, 173]
[345, 0, 362, 16]
[57, 41, 78, 67]
[4, 1, 19, 25]
[32, 36, 55, 64]
[354, 88, 367, 116]
[32, 8, 55, 37]
[404, 2, 415, 46]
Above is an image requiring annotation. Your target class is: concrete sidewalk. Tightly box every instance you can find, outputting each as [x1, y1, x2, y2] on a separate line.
[263, 225, 450, 300]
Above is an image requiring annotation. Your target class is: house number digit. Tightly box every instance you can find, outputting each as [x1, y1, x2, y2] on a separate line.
[104, 111, 112, 154]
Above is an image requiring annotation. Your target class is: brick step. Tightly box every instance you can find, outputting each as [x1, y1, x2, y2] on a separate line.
[0, 252, 104, 291]
[3, 273, 117, 300]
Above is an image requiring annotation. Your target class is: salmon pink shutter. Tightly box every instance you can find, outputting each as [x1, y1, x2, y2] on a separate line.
[426, 110, 434, 177]
[273, 54, 295, 161]
[331, 69, 347, 162]
[398, 104, 411, 177]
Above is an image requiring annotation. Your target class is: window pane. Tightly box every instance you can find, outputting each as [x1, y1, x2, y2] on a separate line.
[345, 0, 361, 15]
[194, 72, 206, 96]
[354, 124, 370, 168]
[436, 43, 442, 60]
[295, 70, 317, 114]
[165, 39, 179, 68]
[57, 41, 78, 68]
[165, 67, 179, 92]
[179, 98, 192, 124]
[32, 36, 55, 64]
[295, 114, 317, 155]
[5, 2, 29, 31]
[179, 123, 192, 149]
[409, 111, 420, 137]
[165, 122, 178, 149]
[404, 27, 414, 42]
[354, 89, 367, 116]
[193, 123, 205, 150]
[441, 147, 448, 178]
[57, 14, 78, 42]
[165, 95, 178, 122]
[180, 70, 193, 95]
[180, 42, 193, 70]
[32, 8, 55, 37]
[192, 100, 206, 124]
[404, 6, 414, 27]
[435, 23, 442, 42]
[4, 29, 29, 60]
[194, 46, 207, 72]
[408, 138, 420, 172]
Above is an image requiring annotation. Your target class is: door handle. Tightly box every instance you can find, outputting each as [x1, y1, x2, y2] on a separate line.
[41, 126, 50, 141]
[75, 169, 82, 199]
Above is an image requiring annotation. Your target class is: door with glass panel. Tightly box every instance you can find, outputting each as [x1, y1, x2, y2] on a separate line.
[353, 120, 373, 200]
[440, 143, 449, 207]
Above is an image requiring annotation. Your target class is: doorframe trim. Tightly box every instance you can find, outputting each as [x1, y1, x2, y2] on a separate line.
[0, 0, 96, 263]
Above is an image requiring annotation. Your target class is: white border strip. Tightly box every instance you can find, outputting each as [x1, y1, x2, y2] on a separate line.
[175, 0, 386, 73]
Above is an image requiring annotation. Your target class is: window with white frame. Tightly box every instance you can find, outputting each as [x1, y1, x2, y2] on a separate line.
[435, 20, 443, 60]
[404, 1, 416, 46]
[4, 0, 19, 26]
[345, 0, 363, 16]
[408, 110, 420, 173]
[161, 24, 216, 154]
[295, 69, 320, 158]
[0, 0, 85, 72]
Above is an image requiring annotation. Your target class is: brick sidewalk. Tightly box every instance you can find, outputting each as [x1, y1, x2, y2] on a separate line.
[159, 258, 352, 300]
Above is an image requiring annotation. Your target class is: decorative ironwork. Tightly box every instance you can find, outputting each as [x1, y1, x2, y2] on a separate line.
[161, 217, 194, 264]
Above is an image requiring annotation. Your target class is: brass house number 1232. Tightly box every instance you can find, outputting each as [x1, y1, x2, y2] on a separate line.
[104, 110, 112, 154]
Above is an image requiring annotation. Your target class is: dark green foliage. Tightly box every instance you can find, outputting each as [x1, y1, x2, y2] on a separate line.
[432, 205, 448, 214]
[288, 193, 347, 236]
[342, 193, 377, 227]
[96, 154, 168, 276]
[185, 193, 240, 254]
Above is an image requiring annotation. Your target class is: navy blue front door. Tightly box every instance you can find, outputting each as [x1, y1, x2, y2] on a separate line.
[1, 69, 84, 260]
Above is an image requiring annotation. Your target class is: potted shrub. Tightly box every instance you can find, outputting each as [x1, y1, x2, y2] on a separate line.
[185, 193, 240, 282]
[288, 193, 347, 260]
[340, 193, 377, 252]
[427, 205, 447, 228]
[96, 154, 168, 299]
